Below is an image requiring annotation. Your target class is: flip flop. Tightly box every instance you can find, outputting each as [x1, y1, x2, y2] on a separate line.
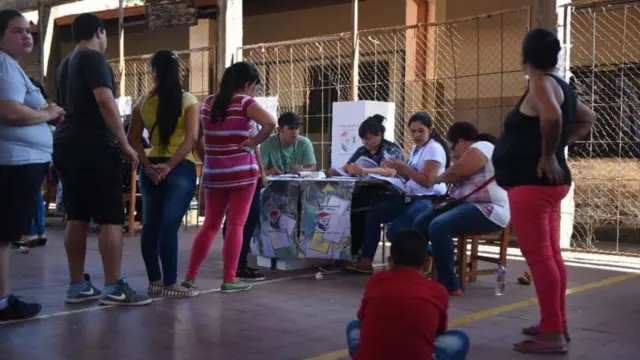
[513, 339, 568, 354]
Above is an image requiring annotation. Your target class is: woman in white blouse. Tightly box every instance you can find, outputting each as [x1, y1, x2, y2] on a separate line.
[346, 112, 449, 273]
[413, 122, 510, 295]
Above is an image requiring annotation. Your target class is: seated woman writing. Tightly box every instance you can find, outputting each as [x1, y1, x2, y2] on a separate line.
[412, 122, 510, 295]
[327, 115, 404, 260]
[346, 112, 449, 274]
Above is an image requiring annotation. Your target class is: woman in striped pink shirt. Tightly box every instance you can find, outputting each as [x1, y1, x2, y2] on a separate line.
[183, 62, 276, 293]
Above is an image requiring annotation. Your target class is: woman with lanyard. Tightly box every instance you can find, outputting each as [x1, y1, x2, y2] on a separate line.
[346, 112, 449, 274]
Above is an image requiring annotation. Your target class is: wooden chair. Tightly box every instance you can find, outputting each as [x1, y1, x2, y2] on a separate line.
[455, 223, 512, 290]
[183, 163, 203, 230]
[124, 170, 142, 237]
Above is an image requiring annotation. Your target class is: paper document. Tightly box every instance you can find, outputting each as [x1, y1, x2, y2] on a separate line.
[354, 156, 378, 169]
[369, 174, 408, 194]
[334, 168, 349, 176]
[267, 174, 298, 180]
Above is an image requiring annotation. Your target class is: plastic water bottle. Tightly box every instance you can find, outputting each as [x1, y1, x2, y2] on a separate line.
[495, 261, 507, 296]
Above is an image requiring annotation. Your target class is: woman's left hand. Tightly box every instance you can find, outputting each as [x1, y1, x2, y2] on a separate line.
[384, 159, 406, 171]
[150, 163, 172, 182]
[537, 156, 564, 184]
[347, 164, 365, 176]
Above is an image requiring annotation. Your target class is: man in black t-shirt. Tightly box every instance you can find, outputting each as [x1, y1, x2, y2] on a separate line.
[53, 13, 150, 306]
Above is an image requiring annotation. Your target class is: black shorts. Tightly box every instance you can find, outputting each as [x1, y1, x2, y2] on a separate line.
[0, 163, 48, 244]
[53, 143, 124, 225]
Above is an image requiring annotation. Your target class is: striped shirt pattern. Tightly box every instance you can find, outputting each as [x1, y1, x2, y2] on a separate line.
[200, 94, 260, 189]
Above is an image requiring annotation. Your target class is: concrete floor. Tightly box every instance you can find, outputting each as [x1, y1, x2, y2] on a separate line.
[1, 220, 640, 360]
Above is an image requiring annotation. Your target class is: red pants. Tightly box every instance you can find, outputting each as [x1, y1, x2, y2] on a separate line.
[507, 185, 569, 334]
[186, 182, 257, 283]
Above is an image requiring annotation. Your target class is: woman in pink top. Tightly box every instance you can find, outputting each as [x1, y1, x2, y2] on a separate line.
[183, 62, 276, 293]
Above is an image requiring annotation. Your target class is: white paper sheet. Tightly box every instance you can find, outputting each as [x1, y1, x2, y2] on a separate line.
[335, 168, 349, 176]
[369, 174, 408, 194]
[354, 156, 378, 169]
[322, 196, 351, 243]
[324, 214, 350, 244]
[268, 214, 296, 249]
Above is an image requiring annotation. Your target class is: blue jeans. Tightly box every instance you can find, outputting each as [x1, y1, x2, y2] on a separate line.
[139, 159, 197, 286]
[26, 190, 45, 236]
[361, 194, 431, 260]
[346, 319, 470, 360]
[413, 203, 502, 292]
[222, 184, 261, 271]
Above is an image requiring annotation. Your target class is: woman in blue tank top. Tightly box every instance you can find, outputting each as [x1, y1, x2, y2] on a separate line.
[492, 28, 595, 354]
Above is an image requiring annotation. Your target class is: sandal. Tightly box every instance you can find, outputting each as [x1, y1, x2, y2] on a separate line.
[344, 262, 374, 274]
[522, 324, 571, 343]
[513, 339, 568, 354]
[517, 271, 532, 285]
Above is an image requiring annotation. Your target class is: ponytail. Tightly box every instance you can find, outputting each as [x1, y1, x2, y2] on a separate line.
[151, 50, 183, 150]
[429, 129, 451, 168]
[211, 61, 261, 123]
[475, 133, 497, 144]
[211, 70, 235, 123]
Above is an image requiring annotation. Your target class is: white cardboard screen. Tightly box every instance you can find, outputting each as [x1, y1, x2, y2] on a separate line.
[330, 101, 395, 168]
[254, 96, 279, 125]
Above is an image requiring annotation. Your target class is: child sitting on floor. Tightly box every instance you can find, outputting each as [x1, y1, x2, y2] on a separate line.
[346, 228, 470, 360]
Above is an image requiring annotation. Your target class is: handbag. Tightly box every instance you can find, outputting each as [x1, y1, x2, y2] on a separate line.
[433, 176, 495, 215]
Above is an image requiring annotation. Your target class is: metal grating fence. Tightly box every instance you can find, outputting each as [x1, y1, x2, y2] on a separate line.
[562, 0, 640, 252]
[106, 45, 216, 104]
[238, 7, 531, 170]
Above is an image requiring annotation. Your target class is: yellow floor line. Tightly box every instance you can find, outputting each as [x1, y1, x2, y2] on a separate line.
[304, 272, 639, 360]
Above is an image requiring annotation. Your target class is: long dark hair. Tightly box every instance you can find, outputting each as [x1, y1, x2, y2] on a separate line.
[151, 50, 182, 149]
[211, 61, 261, 123]
[408, 112, 450, 168]
[446, 121, 497, 144]
[0, 10, 23, 39]
[358, 114, 386, 139]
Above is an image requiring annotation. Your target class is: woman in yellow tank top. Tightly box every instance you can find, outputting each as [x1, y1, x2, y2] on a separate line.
[127, 50, 200, 298]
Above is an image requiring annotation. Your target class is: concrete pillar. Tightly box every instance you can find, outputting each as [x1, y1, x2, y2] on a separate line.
[399, 0, 445, 151]
[533, 0, 558, 29]
[189, 19, 216, 97]
[37, 2, 57, 78]
[216, 0, 243, 84]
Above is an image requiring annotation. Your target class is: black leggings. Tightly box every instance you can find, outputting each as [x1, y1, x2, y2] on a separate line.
[0, 163, 49, 243]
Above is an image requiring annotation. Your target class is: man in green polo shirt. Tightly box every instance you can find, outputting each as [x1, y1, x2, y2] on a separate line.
[260, 112, 317, 175]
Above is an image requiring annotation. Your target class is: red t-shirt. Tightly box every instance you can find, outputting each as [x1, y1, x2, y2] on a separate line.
[354, 268, 449, 360]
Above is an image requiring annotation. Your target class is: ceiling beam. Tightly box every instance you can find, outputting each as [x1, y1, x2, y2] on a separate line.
[0, 0, 78, 12]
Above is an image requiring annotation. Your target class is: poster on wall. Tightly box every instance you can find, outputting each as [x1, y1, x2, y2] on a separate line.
[254, 181, 300, 259]
[298, 180, 354, 260]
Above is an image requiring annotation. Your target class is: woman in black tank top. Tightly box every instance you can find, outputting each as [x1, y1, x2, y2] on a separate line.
[492, 28, 595, 354]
